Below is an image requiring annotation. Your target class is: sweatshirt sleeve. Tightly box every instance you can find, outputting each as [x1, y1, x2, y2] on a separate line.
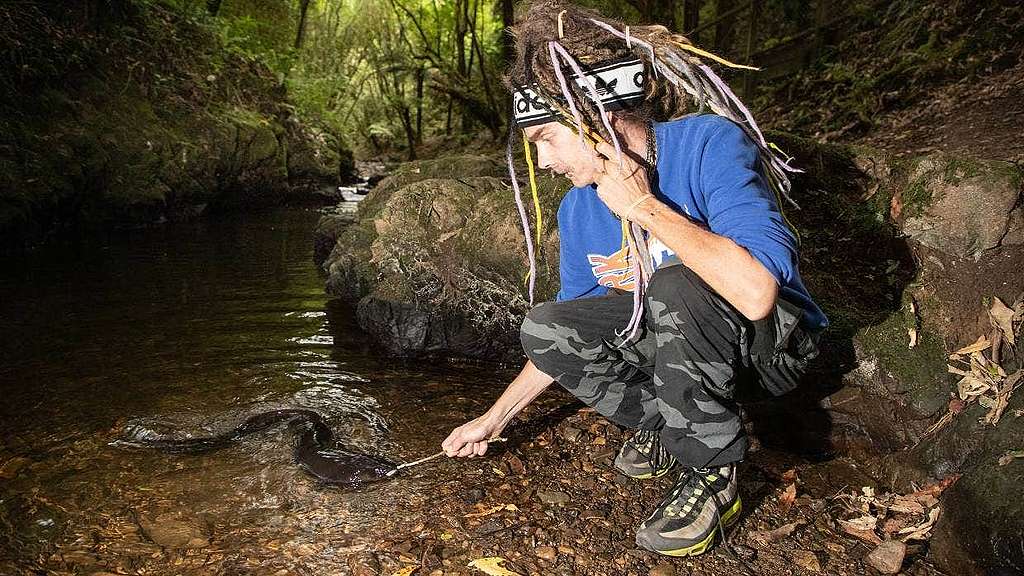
[699, 119, 798, 286]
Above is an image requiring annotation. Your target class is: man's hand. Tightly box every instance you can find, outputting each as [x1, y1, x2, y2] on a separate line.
[442, 414, 502, 458]
[592, 140, 656, 219]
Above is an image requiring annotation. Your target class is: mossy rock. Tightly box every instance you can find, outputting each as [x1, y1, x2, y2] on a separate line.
[320, 158, 565, 360]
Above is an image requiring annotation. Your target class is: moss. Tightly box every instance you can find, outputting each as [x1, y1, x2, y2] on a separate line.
[941, 157, 983, 186]
[856, 292, 950, 416]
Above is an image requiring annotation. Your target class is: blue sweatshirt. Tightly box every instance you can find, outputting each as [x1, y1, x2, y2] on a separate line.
[555, 114, 828, 331]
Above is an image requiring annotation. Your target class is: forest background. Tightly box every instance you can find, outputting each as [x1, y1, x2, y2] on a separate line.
[59, 0, 1018, 159]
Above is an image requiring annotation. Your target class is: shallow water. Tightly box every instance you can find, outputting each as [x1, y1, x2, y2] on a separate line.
[0, 208, 512, 574]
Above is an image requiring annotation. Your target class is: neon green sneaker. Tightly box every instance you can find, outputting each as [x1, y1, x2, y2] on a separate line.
[614, 429, 677, 479]
[635, 464, 741, 557]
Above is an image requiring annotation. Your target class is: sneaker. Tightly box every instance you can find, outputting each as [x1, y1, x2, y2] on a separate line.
[635, 464, 742, 557]
[614, 429, 677, 479]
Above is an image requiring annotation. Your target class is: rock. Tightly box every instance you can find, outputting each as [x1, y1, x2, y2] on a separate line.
[790, 549, 820, 572]
[535, 546, 557, 561]
[346, 551, 381, 576]
[648, 561, 676, 576]
[137, 512, 210, 549]
[462, 488, 486, 504]
[536, 491, 570, 505]
[865, 540, 906, 574]
[897, 156, 1023, 260]
[319, 154, 567, 360]
[0, 456, 31, 479]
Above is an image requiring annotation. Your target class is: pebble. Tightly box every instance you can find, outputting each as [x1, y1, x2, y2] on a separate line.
[536, 490, 570, 505]
[462, 488, 485, 504]
[865, 540, 906, 574]
[535, 546, 557, 561]
[137, 513, 209, 549]
[562, 427, 582, 442]
[649, 561, 676, 576]
[791, 549, 821, 572]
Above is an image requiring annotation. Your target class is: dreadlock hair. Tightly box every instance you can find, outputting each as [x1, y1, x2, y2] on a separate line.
[505, 0, 800, 341]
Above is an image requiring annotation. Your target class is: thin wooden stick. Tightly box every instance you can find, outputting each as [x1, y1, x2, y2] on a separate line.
[385, 437, 507, 477]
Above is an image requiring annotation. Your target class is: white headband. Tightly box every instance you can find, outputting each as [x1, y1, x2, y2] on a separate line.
[512, 58, 647, 127]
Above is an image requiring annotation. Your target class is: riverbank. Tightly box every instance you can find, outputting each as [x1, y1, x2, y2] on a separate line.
[315, 131, 1023, 574]
[0, 1, 354, 252]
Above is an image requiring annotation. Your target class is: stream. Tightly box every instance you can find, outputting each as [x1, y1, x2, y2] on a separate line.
[0, 208, 512, 575]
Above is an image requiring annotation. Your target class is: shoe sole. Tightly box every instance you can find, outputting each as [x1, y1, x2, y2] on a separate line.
[652, 496, 743, 557]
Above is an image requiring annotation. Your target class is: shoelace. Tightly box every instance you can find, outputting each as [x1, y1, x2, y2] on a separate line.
[634, 429, 671, 474]
[692, 465, 758, 576]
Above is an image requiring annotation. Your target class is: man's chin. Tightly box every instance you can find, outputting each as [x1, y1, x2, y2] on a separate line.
[568, 174, 595, 188]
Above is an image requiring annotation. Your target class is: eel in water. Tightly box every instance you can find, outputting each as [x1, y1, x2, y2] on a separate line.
[119, 408, 397, 487]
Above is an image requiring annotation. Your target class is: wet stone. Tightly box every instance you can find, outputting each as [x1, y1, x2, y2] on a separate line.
[536, 490, 570, 505]
[535, 546, 557, 561]
[866, 540, 906, 574]
[649, 561, 676, 576]
[137, 513, 210, 549]
[791, 549, 821, 572]
[462, 488, 485, 504]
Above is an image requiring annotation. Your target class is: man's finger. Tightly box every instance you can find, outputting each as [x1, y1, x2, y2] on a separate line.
[473, 442, 488, 457]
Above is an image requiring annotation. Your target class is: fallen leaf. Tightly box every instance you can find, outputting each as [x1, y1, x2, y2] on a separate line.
[998, 450, 1024, 466]
[990, 297, 1016, 346]
[749, 521, 801, 544]
[908, 327, 918, 348]
[953, 336, 990, 355]
[779, 483, 797, 514]
[781, 468, 799, 484]
[888, 497, 925, 515]
[791, 549, 821, 572]
[898, 508, 940, 541]
[838, 517, 882, 545]
[465, 504, 516, 518]
[391, 567, 419, 576]
[908, 475, 960, 499]
[468, 557, 522, 576]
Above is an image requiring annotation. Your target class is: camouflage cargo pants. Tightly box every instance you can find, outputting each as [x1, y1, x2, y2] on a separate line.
[521, 264, 818, 468]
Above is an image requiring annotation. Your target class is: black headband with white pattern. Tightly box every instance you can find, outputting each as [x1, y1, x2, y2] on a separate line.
[512, 58, 647, 128]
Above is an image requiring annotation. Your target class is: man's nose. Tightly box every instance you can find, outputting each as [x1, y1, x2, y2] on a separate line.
[534, 143, 553, 170]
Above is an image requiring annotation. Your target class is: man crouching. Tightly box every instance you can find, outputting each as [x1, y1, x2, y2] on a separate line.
[443, 0, 827, 557]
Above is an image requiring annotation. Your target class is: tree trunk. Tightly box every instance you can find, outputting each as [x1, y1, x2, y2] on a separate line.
[294, 0, 312, 50]
[415, 66, 424, 144]
[500, 0, 515, 66]
[206, 0, 223, 17]
[714, 0, 735, 53]
[683, 0, 701, 41]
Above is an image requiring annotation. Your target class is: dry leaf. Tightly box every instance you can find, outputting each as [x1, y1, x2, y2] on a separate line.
[465, 504, 517, 518]
[779, 483, 797, 514]
[888, 497, 925, 515]
[998, 450, 1024, 466]
[908, 327, 918, 348]
[391, 567, 419, 576]
[781, 468, 799, 484]
[749, 521, 801, 544]
[990, 297, 1016, 346]
[468, 557, 522, 576]
[838, 516, 882, 544]
[898, 508, 940, 541]
[908, 475, 960, 499]
[953, 336, 991, 355]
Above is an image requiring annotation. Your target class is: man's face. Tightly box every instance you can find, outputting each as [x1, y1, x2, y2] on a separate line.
[523, 122, 603, 188]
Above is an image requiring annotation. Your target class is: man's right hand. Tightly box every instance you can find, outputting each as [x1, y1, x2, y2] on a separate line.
[442, 414, 502, 458]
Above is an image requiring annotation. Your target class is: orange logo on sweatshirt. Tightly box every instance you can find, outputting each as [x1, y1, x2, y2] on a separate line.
[588, 246, 635, 291]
